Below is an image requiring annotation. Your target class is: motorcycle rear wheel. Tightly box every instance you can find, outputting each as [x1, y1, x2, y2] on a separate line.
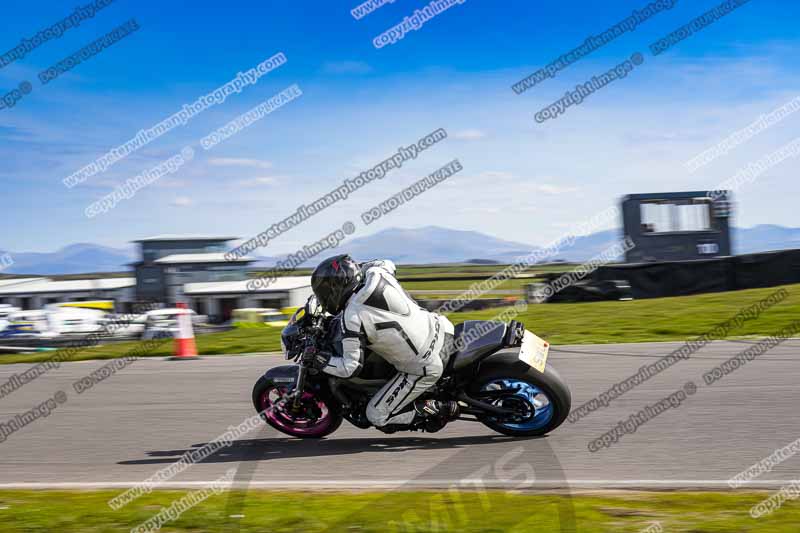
[471, 361, 571, 437]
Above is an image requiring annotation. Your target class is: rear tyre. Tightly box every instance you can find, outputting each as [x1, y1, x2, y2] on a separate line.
[252, 376, 343, 439]
[471, 360, 571, 437]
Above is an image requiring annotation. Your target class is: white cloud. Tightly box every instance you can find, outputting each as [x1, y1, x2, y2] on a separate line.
[479, 170, 513, 180]
[532, 184, 579, 195]
[459, 206, 500, 214]
[208, 158, 272, 169]
[453, 129, 487, 140]
[446, 170, 514, 187]
[238, 176, 280, 186]
[171, 197, 192, 207]
[154, 179, 190, 189]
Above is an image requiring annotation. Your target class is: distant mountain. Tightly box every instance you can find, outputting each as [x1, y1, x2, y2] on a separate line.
[340, 226, 536, 264]
[733, 225, 800, 254]
[546, 225, 800, 260]
[252, 226, 537, 267]
[545, 225, 800, 259]
[4, 224, 800, 275]
[254, 224, 800, 266]
[0, 243, 135, 275]
[552, 229, 622, 262]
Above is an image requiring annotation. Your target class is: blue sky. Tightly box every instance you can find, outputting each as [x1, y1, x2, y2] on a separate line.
[1, 0, 799, 254]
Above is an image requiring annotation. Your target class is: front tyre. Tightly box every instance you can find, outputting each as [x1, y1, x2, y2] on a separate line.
[472, 361, 571, 437]
[252, 375, 343, 439]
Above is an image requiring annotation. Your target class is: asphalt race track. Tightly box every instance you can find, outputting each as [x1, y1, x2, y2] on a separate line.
[1, 340, 798, 490]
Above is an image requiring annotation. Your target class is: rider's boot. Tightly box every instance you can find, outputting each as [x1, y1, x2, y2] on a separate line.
[414, 399, 460, 421]
[376, 423, 413, 434]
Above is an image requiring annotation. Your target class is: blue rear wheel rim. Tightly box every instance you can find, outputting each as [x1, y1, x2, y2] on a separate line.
[481, 379, 554, 431]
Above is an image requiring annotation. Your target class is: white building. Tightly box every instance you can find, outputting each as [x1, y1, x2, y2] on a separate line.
[183, 276, 313, 322]
[0, 277, 136, 312]
[154, 252, 254, 305]
[0, 235, 315, 322]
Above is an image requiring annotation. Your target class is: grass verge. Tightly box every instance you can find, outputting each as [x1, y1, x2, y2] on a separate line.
[0, 490, 795, 532]
[0, 327, 283, 365]
[2, 283, 799, 364]
[404, 277, 532, 292]
[454, 283, 800, 345]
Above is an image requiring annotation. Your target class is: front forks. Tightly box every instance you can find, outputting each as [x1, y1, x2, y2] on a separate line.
[287, 364, 308, 410]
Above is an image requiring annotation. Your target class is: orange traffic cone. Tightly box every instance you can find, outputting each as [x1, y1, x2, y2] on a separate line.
[170, 302, 198, 360]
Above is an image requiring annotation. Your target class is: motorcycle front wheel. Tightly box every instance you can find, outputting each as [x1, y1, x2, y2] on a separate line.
[252, 375, 343, 439]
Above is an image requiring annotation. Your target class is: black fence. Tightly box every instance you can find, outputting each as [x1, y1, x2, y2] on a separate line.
[592, 248, 800, 299]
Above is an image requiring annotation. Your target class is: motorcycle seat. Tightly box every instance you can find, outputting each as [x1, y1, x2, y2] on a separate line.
[448, 321, 508, 371]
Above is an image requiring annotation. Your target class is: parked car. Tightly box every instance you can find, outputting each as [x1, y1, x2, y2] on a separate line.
[98, 313, 148, 338]
[232, 308, 289, 328]
[3, 310, 54, 338]
[141, 308, 198, 340]
[2, 307, 106, 338]
[0, 304, 21, 334]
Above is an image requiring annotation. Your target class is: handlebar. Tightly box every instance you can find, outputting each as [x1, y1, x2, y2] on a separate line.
[291, 312, 325, 409]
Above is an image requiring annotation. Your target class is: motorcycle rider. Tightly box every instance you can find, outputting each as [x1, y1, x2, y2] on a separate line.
[308, 254, 459, 431]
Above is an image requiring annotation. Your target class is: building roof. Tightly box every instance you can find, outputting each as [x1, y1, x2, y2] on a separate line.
[154, 253, 254, 264]
[133, 234, 238, 243]
[0, 277, 135, 295]
[184, 276, 311, 295]
[623, 191, 728, 201]
[0, 278, 44, 289]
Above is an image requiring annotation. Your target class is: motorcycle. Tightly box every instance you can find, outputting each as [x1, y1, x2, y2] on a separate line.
[252, 296, 571, 438]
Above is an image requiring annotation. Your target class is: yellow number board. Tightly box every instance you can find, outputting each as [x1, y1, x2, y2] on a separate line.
[517, 330, 549, 373]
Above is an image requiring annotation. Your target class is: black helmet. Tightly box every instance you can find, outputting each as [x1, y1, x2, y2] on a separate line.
[311, 255, 363, 314]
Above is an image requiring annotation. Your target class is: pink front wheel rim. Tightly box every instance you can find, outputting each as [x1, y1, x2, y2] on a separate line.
[259, 386, 333, 437]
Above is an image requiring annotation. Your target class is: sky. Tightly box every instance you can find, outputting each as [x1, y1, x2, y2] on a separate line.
[1, 0, 799, 254]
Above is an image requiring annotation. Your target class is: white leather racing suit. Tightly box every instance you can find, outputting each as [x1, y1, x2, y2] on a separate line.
[323, 260, 455, 427]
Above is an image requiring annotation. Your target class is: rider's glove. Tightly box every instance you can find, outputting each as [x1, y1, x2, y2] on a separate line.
[302, 346, 331, 372]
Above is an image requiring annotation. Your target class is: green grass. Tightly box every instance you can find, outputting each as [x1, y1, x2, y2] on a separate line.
[2, 283, 798, 364]
[404, 278, 532, 292]
[253, 263, 570, 281]
[453, 283, 800, 345]
[396, 263, 574, 276]
[0, 490, 796, 532]
[0, 327, 284, 365]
